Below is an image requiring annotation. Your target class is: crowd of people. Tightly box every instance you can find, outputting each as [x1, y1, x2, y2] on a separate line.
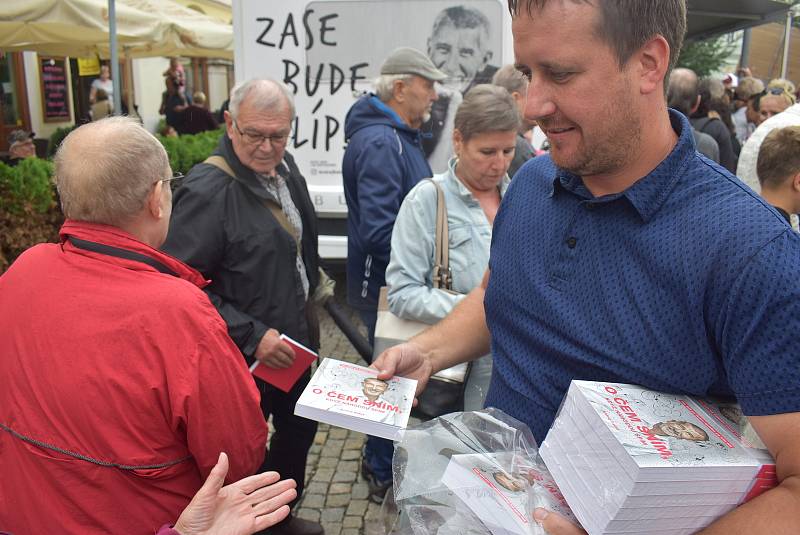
[4, 1, 800, 535]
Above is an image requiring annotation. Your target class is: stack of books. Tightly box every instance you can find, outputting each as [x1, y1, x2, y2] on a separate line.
[294, 358, 417, 441]
[540, 381, 776, 535]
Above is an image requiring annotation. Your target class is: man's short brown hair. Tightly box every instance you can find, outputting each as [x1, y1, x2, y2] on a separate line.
[757, 126, 800, 188]
[508, 0, 687, 90]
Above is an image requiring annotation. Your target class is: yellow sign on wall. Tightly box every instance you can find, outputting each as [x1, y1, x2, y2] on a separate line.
[77, 56, 101, 77]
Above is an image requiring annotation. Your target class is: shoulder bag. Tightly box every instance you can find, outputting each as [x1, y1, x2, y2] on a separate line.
[373, 179, 471, 419]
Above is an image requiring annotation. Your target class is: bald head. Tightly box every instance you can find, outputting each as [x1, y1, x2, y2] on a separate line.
[667, 68, 699, 117]
[55, 117, 170, 226]
[228, 79, 295, 121]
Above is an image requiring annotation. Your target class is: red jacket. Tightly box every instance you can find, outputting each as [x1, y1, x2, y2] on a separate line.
[0, 221, 267, 534]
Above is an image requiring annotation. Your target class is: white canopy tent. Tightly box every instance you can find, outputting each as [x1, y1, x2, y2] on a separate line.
[1, 0, 233, 118]
[0, 0, 233, 59]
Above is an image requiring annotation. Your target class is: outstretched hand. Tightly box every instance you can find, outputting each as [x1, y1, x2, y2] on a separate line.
[174, 452, 297, 535]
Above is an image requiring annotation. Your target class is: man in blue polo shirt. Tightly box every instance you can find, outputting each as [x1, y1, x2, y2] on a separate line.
[374, 1, 800, 533]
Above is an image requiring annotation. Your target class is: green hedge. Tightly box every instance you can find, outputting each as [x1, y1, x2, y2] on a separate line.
[157, 127, 225, 175]
[0, 159, 63, 272]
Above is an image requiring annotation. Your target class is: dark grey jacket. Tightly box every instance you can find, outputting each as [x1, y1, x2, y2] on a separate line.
[163, 135, 321, 361]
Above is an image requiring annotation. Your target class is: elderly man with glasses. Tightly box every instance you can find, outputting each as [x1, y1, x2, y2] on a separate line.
[164, 79, 330, 535]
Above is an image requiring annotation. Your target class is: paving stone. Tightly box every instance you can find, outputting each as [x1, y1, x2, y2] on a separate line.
[340, 448, 361, 461]
[344, 438, 364, 450]
[312, 468, 335, 483]
[300, 493, 325, 509]
[332, 469, 357, 483]
[342, 528, 361, 535]
[346, 499, 369, 516]
[296, 508, 321, 522]
[317, 456, 338, 469]
[305, 481, 328, 495]
[326, 493, 352, 507]
[322, 522, 342, 535]
[337, 460, 359, 473]
[329, 427, 349, 439]
[322, 439, 345, 456]
[343, 516, 363, 529]
[313, 431, 328, 445]
[351, 481, 370, 500]
[321, 507, 346, 523]
[329, 482, 352, 494]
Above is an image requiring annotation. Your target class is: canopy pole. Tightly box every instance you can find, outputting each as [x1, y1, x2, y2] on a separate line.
[781, 9, 793, 80]
[739, 28, 751, 71]
[109, 0, 122, 115]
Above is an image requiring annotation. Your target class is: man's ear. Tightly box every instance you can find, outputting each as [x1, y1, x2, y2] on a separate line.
[393, 79, 407, 103]
[223, 110, 235, 139]
[635, 35, 670, 96]
[147, 181, 165, 219]
[690, 95, 701, 114]
[481, 49, 493, 70]
[792, 172, 800, 193]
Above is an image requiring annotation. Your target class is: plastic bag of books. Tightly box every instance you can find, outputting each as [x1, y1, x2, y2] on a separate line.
[385, 408, 576, 535]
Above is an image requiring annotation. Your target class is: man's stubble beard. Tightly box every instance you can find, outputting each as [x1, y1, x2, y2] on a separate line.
[550, 96, 641, 179]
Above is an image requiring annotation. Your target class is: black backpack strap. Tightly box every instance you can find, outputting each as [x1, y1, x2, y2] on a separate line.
[67, 236, 178, 277]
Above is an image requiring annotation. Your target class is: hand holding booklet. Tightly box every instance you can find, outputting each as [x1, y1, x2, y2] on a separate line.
[294, 358, 417, 440]
[249, 334, 318, 392]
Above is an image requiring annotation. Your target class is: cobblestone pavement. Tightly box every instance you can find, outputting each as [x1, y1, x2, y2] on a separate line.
[290, 270, 386, 535]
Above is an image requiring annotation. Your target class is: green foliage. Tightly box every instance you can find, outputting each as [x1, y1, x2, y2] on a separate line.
[677, 37, 736, 78]
[0, 158, 56, 215]
[0, 158, 62, 273]
[156, 127, 225, 174]
[46, 125, 79, 159]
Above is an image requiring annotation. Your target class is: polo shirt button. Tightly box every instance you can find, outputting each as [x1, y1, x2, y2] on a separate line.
[567, 237, 577, 248]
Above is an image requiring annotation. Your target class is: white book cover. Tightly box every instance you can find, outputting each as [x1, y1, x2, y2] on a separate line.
[294, 358, 416, 441]
[569, 381, 762, 479]
[441, 451, 576, 535]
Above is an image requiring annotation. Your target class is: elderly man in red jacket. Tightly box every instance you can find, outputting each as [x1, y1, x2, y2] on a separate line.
[0, 117, 271, 534]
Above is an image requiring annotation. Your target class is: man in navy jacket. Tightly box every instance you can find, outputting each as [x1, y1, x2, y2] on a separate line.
[342, 47, 445, 501]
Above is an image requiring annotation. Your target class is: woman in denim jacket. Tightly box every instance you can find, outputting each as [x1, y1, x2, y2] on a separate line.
[386, 84, 522, 410]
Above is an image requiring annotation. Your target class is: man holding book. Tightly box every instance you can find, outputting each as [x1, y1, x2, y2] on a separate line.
[163, 79, 329, 535]
[374, 1, 800, 534]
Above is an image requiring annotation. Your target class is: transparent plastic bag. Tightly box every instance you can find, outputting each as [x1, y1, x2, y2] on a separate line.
[384, 409, 576, 535]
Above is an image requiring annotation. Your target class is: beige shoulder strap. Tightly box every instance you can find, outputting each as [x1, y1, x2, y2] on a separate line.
[203, 156, 300, 249]
[429, 180, 451, 290]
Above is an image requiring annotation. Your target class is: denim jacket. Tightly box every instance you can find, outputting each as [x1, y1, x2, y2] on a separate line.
[386, 158, 509, 324]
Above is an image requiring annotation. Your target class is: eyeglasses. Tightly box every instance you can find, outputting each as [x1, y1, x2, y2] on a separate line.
[233, 120, 291, 147]
[154, 172, 184, 187]
[752, 87, 796, 104]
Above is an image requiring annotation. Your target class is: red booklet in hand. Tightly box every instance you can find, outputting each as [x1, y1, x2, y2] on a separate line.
[249, 334, 318, 392]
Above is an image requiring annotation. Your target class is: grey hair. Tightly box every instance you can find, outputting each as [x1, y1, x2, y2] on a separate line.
[431, 6, 491, 52]
[373, 74, 414, 102]
[228, 79, 296, 121]
[455, 84, 521, 142]
[55, 116, 170, 226]
[492, 64, 529, 95]
[667, 67, 698, 116]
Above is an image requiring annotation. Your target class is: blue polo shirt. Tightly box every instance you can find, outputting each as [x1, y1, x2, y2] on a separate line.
[484, 110, 800, 444]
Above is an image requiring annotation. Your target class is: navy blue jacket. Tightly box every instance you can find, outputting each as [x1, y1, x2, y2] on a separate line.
[342, 95, 432, 311]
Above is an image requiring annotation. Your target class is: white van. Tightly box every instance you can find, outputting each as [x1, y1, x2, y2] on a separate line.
[233, 0, 513, 259]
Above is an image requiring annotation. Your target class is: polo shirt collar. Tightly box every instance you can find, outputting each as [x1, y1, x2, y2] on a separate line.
[551, 109, 696, 222]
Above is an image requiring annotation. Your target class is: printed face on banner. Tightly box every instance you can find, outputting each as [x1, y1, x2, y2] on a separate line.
[428, 24, 491, 92]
